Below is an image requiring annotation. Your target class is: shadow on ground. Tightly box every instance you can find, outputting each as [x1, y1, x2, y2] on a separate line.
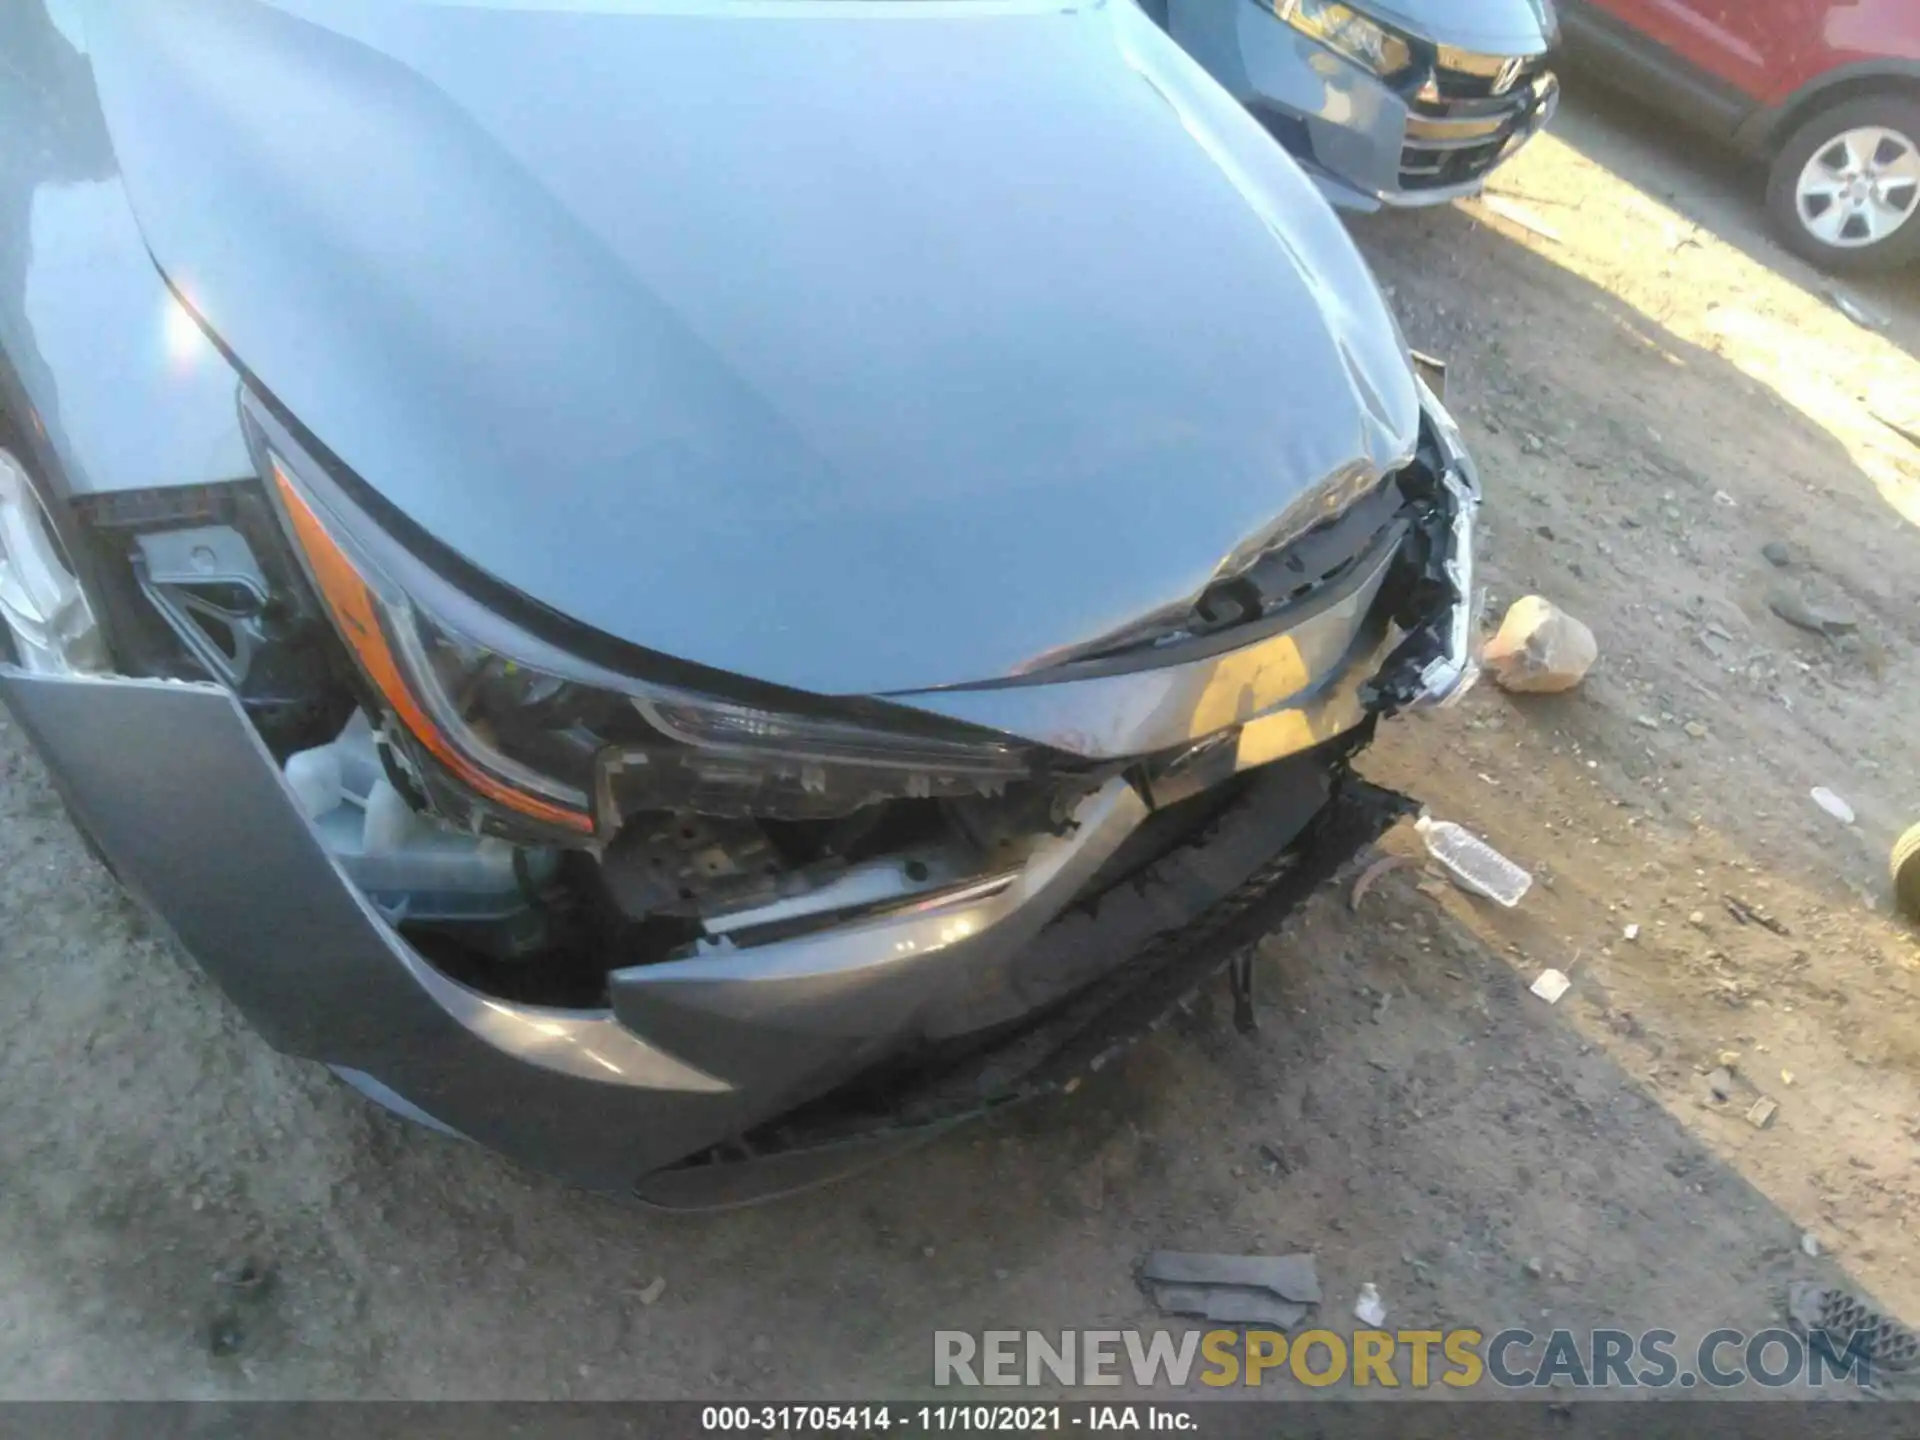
[1546, 76, 1920, 364]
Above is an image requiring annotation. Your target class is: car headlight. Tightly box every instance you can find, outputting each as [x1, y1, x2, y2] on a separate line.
[1271, 0, 1414, 78]
[245, 397, 1041, 842]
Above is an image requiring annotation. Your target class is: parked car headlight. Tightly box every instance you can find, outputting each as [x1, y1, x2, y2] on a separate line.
[1271, 0, 1413, 78]
[249, 400, 1040, 841]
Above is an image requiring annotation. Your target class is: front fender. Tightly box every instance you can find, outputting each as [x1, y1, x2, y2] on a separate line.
[0, 0, 249, 503]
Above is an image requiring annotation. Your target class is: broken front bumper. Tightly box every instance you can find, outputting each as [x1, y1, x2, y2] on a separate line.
[0, 395, 1477, 1198]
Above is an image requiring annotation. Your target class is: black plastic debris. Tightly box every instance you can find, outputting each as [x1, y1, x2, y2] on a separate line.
[1787, 1280, 1920, 1372]
[206, 1311, 244, 1358]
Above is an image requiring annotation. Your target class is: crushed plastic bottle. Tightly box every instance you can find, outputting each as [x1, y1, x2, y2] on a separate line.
[1415, 815, 1533, 908]
[1354, 1283, 1388, 1327]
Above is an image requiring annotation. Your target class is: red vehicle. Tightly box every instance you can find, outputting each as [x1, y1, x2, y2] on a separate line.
[1560, 0, 1920, 270]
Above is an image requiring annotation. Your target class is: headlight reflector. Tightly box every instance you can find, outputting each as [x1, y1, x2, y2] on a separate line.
[1271, 0, 1414, 77]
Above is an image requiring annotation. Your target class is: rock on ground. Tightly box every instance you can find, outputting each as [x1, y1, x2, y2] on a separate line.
[1481, 596, 1598, 694]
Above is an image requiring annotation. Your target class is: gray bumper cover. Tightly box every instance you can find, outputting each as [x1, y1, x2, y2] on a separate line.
[1, 672, 748, 1194]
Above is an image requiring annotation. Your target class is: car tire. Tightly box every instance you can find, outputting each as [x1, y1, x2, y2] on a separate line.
[1766, 94, 1920, 274]
[1894, 823, 1920, 923]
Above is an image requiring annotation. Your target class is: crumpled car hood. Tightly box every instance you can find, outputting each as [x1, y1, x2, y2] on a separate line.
[86, 0, 1419, 696]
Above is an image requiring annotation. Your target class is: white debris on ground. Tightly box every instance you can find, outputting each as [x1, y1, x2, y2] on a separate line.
[1353, 1283, 1387, 1327]
[1809, 787, 1856, 825]
[1529, 969, 1572, 1005]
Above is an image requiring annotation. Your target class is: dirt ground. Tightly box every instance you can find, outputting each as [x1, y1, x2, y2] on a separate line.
[3, 81, 1920, 1399]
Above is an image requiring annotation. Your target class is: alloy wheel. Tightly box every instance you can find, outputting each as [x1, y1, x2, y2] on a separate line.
[1794, 124, 1920, 249]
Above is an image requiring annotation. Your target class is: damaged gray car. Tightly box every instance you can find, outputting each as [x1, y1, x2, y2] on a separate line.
[1, 0, 1477, 1205]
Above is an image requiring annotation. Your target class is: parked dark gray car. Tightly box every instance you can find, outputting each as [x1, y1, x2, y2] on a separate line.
[1154, 0, 1561, 208]
[1, 0, 1479, 1203]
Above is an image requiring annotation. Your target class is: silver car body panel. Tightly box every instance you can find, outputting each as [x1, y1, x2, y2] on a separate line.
[0, 670, 753, 1192]
[0, 1, 249, 500]
[888, 520, 1400, 757]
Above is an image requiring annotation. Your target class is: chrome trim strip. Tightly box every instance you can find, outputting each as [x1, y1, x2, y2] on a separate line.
[1407, 385, 1481, 709]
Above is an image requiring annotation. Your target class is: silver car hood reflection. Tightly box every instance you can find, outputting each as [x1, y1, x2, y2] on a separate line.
[86, 0, 1419, 695]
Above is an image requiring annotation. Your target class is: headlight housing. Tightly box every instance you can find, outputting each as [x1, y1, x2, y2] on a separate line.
[245, 396, 1042, 843]
[1270, 0, 1414, 78]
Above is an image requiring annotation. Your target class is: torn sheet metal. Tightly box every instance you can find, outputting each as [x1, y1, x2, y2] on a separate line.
[1139, 1250, 1321, 1301]
[1136, 1251, 1320, 1328]
[1139, 1251, 1319, 1328]
[1146, 1285, 1309, 1329]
